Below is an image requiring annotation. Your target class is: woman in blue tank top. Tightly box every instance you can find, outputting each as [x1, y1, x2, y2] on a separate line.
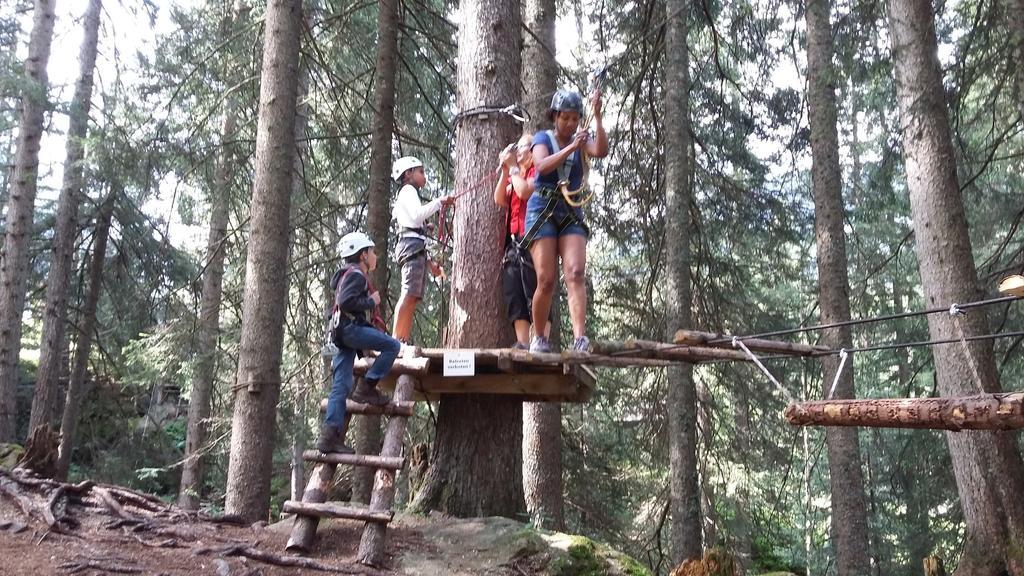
[523, 89, 608, 353]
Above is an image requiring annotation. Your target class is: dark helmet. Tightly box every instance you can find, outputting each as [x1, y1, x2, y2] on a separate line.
[548, 90, 584, 121]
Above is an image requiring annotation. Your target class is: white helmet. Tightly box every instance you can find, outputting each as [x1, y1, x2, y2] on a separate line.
[391, 156, 423, 182]
[338, 231, 375, 258]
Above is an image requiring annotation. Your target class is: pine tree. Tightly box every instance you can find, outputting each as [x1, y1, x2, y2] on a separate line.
[0, 0, 57, 442]
[224, 0, 303, 522]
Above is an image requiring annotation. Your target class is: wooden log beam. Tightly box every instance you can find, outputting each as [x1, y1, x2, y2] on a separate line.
[285, 461, 337, 553]
[784, 393, 1024, 431]
[673, 329, 829, 357]
[317, 399, 417, 417]
[301, 451, 404, 471]
[590, 339, 751, 363]
[353, 357, 429, 376]
[419, 347, 680, 368]
[358, 374, 416, 566]
[282, 501, 392, 524]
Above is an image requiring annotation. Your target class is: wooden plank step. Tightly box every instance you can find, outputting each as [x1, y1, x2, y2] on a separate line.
[283, 500, 392, 524]
[317, 398, 417, 417]
[301, 450, 404, 470]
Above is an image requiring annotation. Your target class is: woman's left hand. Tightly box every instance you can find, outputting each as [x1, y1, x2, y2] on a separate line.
[591, 89, 602, 117]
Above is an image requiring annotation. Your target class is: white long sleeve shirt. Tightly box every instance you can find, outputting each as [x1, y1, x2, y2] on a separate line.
[393, 184, 443, 240]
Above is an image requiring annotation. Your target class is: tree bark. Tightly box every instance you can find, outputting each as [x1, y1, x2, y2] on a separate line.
[1006, 0, 1024, 121]
[664, 0, 701, 563]
[178, 0, 249, 511]
[351, 0, 400, 505]
[887, 0, 1024, 571]
[29, 0, 102, 437]
[520, 0, 564, 532]
[224, 0, 303, 523]
[0, 0, 57, 443]
[409, 0, 524, 518]
[804, 0, 873, 571]
[55, 191, 117, 480]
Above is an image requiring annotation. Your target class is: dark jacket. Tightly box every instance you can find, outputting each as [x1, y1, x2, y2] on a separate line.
[330, 265, 375, 326]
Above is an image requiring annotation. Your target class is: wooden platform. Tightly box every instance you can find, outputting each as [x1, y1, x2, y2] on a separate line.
[351, 335, 826, 403]
[356, 348, 597, 403]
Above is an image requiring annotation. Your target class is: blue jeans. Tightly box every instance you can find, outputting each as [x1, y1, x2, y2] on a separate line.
[324, 323, 401, 428]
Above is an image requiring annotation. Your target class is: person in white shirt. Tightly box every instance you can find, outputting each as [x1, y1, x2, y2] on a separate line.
[391, 156, 453, 343]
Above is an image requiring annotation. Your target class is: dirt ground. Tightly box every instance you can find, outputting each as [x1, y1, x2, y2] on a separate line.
[0, 468, 648, 576]
[0, 488, 416, 575]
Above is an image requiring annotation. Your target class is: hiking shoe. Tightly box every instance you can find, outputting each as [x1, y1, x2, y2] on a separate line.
[316, 424, 354, 454]
[350, 378, 391, 406]
[512, 341, 529, 351]
[572, 336, 591, 353]
[530, 336, 552, 353]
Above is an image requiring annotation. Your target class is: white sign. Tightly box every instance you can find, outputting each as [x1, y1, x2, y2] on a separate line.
[443, 350, 476, 377]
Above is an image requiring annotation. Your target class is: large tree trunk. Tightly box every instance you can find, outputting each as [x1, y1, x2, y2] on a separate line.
[664, 0, 701, 563]
[804, 0, 873, 572]
[520, 0, 564, 532]
[178, 0, 249, 510]
[887, 0, 1024, 571]
[410, 0, 524, 518]
[0, 0, 57, 443]
[55, 191, 117, 480]
[224, 0, 303, 523]
[29, 0, 102, 436]
[351, 0, 400, 505]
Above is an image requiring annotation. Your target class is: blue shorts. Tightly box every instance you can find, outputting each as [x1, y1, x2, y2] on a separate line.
[524, 195, 588, 242]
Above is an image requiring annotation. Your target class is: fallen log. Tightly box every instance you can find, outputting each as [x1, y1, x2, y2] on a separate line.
[784, 392, 1024, 430]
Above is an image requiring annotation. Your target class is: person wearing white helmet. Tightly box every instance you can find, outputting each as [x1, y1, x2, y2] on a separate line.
[391, 155, 453, 343]
[317, 231, 401, 454]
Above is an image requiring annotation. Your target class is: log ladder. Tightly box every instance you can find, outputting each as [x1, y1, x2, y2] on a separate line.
[285, 373, 419, 566]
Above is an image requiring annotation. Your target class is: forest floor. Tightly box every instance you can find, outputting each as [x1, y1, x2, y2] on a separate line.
[0, 467, 647, 576]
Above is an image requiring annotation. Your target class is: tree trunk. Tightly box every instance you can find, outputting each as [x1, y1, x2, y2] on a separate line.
[351, 0, 400, 505]
[0, 0, 57, 443]
[1007, 0, 1024, 121]
[410, 0, 524, 518]
[29, 0, 102, 437]
[55, 191, 117, 480]
[224, 0, 303, 523]
[178, 0, 249, 511]
[520, 0, 564, 532]
[285, 6, 312, 503]
[887, 0, 1024, 571]
[804, 0, 873, 571]
[664, 0, 701, 564]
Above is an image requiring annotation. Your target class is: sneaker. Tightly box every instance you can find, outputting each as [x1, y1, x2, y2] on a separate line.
[572, 336, 591, 353]
[512, 341, 529, 351]
[530, 336, 552, 353]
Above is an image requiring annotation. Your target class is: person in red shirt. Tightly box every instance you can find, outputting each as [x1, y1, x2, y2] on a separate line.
[494, 134, 548, 349]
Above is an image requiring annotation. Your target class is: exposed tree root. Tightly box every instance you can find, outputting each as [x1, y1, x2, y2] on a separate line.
[194, 543, 385, 574]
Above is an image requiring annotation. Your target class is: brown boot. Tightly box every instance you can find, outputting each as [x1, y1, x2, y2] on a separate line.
[316, 424, 354, 454]
[350, 378, 390, 406]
